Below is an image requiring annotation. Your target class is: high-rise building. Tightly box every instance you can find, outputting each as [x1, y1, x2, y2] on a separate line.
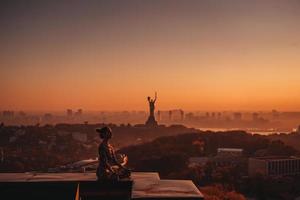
[205, 112, 210, 118]
[43, 113, 53, 121]
[180, 110, 184, 121]
[67, 109, 73, 117]
[252, 112, 259, 121]
[75, 109, 83, 116]
[168, 110, 173, 121]
[2, 111, 14, 118]
[157, 110, 161, 121]
[233, 112, 242, 121]
[211, 112, 215, 118]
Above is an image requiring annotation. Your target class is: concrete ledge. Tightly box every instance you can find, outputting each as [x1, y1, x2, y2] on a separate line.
[132, 179, 203, 200]
[80, 180, 133, 200]
[0, 172, 204, 200]
[0, 181, 78, 200]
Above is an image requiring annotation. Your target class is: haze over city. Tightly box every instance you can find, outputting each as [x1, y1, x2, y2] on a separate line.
[1, 0, 300, 112]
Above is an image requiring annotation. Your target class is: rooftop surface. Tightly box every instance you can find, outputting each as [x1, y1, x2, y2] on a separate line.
[217, 148, 243, 152]
[0, 172, 204, 200]
[251, 156, 300, 161]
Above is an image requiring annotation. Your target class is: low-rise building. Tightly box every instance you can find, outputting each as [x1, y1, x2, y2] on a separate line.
[9, 136, 17, 143]
[217, 148, 243, 157]
[57, 130, 71, 136]
[72, 132, 87, 142]
[188, 157, 209, 168]
[189, 148, 244, 168]
[249, 156, 300, 177]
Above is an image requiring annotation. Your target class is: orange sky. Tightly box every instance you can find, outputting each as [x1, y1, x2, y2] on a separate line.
[1, 1, 300, 111]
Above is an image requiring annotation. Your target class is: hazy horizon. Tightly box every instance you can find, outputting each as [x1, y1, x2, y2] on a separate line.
[1, 0, 300, 111]
[3, 108, 300, 114]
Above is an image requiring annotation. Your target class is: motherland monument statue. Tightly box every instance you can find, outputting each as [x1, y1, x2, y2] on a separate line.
[145, 92, 158, 127]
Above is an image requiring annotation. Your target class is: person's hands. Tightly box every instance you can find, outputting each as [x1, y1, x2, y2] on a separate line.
[119, 154, 128, 166]
[107, 166, 114, 173]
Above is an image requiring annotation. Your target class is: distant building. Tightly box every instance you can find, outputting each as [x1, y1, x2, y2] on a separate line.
[2, 111, 14, 118]
[43, 113, 53, 121]
[206, 112, 210, 118]
[211, 112, 215, 118]
[217, 148, 243, 157]
[233, 112, 242, 121]
[157, 110, 161, 121]
[75, 109, 83, 116]
[252, 113, 259, 121]
[188, 157, 209, 168]
[249, 156, 300, 177]
[180, 110, 184, 121]
[15, 129, 26, 136]
[18, 111, 26, 117]
[188, 148, 244, 168]
[0, 148, 4, 163]
[47, 135, 57, 150]
[169, 110, 172, 121]
[67, 109, 73, 117]
[272, 109, 279, 118]
[185, 112, 194, 121]
[57, 130, 71, 136]
[72, 132, 87, 142]
[214, 148, 244, 166]
[9, 136, 17, 143]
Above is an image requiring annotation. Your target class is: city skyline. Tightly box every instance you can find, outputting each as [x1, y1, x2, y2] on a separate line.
[1, 0, 300, 111]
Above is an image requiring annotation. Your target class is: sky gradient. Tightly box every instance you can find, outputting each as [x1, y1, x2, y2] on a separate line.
[1, 0, 300, 111]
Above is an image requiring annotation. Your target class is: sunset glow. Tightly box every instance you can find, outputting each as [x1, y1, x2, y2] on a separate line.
[1, 0, 300, 111]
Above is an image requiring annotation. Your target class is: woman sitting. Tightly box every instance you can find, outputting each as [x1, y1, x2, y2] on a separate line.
[96, 127, 130, 181]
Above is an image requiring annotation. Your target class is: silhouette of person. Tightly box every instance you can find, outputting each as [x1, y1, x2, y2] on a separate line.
[96, 127, 130, 180]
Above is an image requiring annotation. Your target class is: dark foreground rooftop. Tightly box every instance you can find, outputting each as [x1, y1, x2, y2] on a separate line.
[0, 172, 204, 200]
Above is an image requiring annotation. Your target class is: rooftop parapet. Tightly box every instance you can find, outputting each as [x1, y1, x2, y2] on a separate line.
[0, 172, 204, 200]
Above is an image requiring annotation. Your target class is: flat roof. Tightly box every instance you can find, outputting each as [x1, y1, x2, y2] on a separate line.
[0, 172, 96, 182]
[251, 156, 300, 161]
[0, 172, 161, 182]
[132, 179, 203, 199]
[0, 172, 204, 199]
[189, 157, 209, 161]
[217, 148, 243, 152]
